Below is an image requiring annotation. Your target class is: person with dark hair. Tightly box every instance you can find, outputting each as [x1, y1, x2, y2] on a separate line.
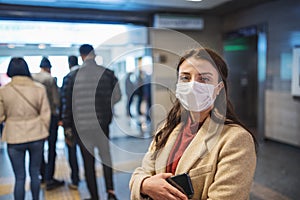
[32, 57, 64, 190]
[62, 44, 121, 200]
[6, 58, 32, 77]
[79, 44, 95, 56]
[0, 57, 50, 200]
[135, 57, 145, 116]
[130, 47, 257, 200]
[59, 55, 80, 190]
[68, 55, 80, 71]
[125, 72, 135, 117]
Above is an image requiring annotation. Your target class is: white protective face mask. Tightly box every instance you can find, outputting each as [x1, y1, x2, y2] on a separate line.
[175, 81, 217, 112]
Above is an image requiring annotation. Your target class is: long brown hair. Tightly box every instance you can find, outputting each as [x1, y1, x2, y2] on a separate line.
[153, 47, 257, 157]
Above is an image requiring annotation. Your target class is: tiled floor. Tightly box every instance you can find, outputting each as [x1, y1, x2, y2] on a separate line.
[0, 116, 300, 200]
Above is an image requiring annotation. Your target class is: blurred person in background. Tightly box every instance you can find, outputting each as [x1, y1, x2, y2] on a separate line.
[32, 57, 64, 190]
[135, 57, 145, 117]
[62, 44, 121, 200]
[125, 72, 135, 117]
[60, 55, 80, 190]
[0, 57, 50, 200]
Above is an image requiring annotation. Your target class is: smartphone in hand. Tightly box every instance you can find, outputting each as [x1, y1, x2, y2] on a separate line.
[166, 173, 194, 199]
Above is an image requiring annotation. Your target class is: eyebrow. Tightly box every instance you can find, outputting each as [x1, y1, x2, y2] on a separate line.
[198, 72, 213, 76]
[179, 72, 213, 76]
[179, 72, 190, 75]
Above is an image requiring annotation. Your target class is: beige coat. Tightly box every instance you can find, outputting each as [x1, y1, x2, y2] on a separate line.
[130, 116, 256, 200]
[0, 76, 50, 144]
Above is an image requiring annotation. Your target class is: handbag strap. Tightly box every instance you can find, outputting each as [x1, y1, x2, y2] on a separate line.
[11, 84, 39, 114]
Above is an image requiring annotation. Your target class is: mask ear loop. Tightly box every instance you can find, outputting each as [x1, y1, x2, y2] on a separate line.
[211, 81, 226, 123]
[215, 81, 224, 96]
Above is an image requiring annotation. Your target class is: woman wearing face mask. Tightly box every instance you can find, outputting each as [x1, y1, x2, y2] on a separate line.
[129, 48, 257, 200]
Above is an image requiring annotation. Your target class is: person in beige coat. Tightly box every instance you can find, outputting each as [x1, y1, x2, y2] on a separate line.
[129, 48, 257, 200]
[0, 57, 50, 200]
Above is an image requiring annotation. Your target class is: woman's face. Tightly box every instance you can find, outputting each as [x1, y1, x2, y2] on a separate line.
[178, 57, 219, 86]
[177, 56, 224, 121]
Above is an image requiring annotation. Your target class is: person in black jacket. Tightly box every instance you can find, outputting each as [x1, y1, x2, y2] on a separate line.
[60, 55, 80, 190]
[61, 44, 121, 200]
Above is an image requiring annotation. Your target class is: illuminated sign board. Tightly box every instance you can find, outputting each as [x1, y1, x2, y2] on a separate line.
[153, 14, 204, 30]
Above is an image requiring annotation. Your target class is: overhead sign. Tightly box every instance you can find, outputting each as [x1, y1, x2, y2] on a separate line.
[153, 14, 204, 30]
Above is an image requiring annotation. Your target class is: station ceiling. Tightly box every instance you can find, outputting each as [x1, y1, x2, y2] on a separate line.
[0, 0, 274, 18]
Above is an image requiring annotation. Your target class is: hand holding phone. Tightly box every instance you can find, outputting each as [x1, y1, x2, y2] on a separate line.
[166, 173, 194, 199]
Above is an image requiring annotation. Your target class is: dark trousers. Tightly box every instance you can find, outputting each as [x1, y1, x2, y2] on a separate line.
[66, 141, 79, 185]
[145, 95, 152, 121]
[8, 139, 44, 200]
[40, 115, 59, 182]
[78, 124, 114, 200]
[126, 94, 134, 117]
[136, 94, 143, 115]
